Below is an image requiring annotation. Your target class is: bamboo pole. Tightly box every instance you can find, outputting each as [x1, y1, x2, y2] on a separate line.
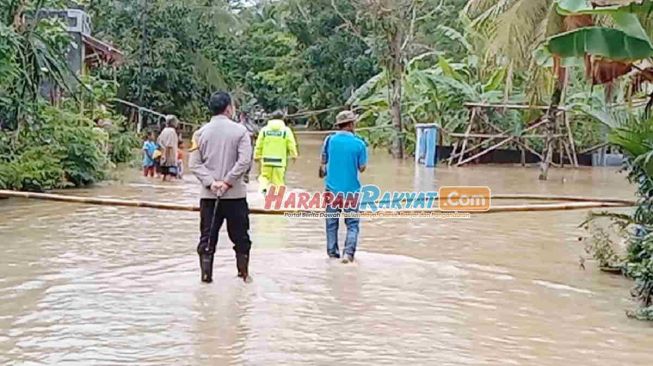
[447, 139, 493, 163]
[486, 201, 626, 213]
[457, 136, 514, 166]
[447, 141, 459, 166]
[563, 111, 579, 167]
[491, 194, 634, 205]
[457, 108, 477, 165]
[579, 142, 609, 155]
[0, 190, 635, 215]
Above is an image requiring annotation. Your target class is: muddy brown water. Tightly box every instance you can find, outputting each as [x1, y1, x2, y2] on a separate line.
[1, 136, 652, 365]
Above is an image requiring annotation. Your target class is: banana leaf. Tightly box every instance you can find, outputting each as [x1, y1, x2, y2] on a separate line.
[438, 56, 464, 81]
[482, 67, 506, 93]
[347, 71, 385, 106]
[556, 0, 653, 15]
[546, 26, 653, 60]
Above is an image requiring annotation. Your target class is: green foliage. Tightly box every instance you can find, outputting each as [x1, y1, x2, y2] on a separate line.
[0, 146, 66, 191]
[108, 124, 139, 164]
[0, 1, 76, 130]
[88, 0, 377, 123]
[0, 104, 109, 190]
[581, 213, 627, 269]
[583, 117, 653, 319]
[547, 26, 653, 60]
[286, 0, 378, 124]
[0, 1, 139, 192]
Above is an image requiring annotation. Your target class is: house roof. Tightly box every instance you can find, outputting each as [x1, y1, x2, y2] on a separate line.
[82, 34, 124, 67]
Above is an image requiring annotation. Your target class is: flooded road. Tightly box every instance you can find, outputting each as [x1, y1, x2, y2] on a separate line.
[1, 136, 652, 365]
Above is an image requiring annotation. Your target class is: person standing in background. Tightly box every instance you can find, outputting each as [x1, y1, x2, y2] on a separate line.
[254, 110, 298, 194]
[189, 92, 253, 283]
[158, 115, 179, 182]
[320, 111, 367, 263]
[177, 140, 185, 179]
[142, 131, 158, 177]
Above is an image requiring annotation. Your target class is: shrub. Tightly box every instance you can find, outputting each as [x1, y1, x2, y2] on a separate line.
[0, 146, 66, 191]
[0, 103, 140, 191]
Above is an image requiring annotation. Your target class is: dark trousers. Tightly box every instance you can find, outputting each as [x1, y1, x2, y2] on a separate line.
[198, 198, 252, 256]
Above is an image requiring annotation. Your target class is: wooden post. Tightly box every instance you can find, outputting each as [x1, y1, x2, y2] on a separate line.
[563, 141, 574, 168]
[137, 109, 143, 133]
[448, 141, 458, 166]
[458, 108, 476, 165]
[563, 111, 579, 167]
[558, 119, 565, 168]
[457, 136, 514, 166]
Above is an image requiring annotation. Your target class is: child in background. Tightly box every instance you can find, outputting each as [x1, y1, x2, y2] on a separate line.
[177, 140, 184, 179]
[153, 148, 162, 178]
[142, 131, 158, 177]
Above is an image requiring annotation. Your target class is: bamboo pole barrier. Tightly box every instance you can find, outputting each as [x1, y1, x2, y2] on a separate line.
[486, 201, 627, 213]
[491, 194, 635, 205]
[457, 108, 477, 165]
[0, 190, 635, 215]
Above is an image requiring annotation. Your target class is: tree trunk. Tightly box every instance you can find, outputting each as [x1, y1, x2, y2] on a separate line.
[138, 0, 149, 106]
[539, 82, 564, 180]
[539, 56, 566, 181]
[388, 31, 404, 159]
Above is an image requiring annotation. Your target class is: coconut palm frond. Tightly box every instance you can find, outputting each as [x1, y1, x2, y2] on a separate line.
[491, 0, 554, 68]
[464, 0, 514, 17]
[347, 71, 386, 106]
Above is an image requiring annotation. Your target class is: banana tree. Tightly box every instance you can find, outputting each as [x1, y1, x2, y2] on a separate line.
[547, 0, 653, 320]
[546, 0, 653, 83]
[349, 54, 510, 154]
[533, 0, 653, 179]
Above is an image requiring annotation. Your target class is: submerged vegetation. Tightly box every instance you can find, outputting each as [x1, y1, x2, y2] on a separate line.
[583, 116, 653, 320]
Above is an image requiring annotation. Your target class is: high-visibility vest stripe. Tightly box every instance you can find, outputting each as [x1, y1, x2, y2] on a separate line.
[264, 130, 287, 138]
[263, 157, 283, 164]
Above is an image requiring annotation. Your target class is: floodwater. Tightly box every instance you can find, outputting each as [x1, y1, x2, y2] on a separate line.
[1, 135, 652, 365]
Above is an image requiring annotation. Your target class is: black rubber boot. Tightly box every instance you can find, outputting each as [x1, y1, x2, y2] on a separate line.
[236, 254, 250, 282]
[199, 253, 214, 283]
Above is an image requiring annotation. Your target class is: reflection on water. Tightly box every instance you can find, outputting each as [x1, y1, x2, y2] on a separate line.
[1, 136, 652, 365]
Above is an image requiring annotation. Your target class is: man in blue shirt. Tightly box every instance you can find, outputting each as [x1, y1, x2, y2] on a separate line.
[320, 110, 368, 263]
